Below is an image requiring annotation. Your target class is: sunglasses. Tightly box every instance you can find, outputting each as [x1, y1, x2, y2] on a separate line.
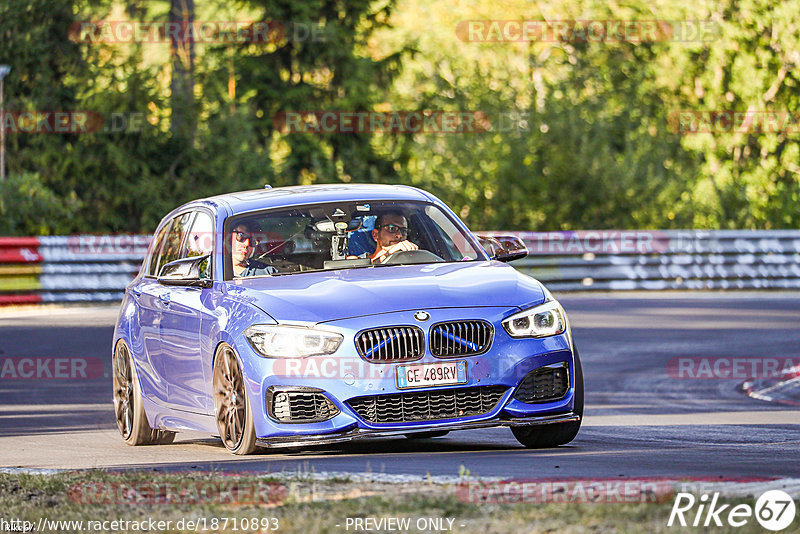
[233, 230, 260, 246]
[378, 224, 409, 236]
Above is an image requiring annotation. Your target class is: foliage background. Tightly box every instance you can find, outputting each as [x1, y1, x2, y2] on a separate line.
[0, 0, 797, 234]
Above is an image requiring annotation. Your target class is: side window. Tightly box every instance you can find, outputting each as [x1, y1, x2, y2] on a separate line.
[185, 212, 214, 257]
[184, 211, 214, 278]
[424, 205, 480, 260]
[158, 212, 194, 274]
[147, 221, 172, 276]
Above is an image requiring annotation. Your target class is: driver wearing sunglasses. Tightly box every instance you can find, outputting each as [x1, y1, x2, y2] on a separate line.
[370, 212, 418, 264]
[231, 221, 278, 277]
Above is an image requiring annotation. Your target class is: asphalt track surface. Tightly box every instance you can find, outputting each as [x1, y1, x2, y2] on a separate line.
[1, 294, 799, 479]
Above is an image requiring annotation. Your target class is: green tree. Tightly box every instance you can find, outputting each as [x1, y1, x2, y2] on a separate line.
[668, 0, 800, 228]
[207, 0, 406, 185]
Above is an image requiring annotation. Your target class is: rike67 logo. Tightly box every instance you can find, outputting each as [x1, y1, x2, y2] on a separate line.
[668, 490, 796, 531]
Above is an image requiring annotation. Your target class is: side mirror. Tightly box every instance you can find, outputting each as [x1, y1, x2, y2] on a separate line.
[158, 255, 212, 288]
[477, 234, 528, 263]
[477, 235, 502, 258]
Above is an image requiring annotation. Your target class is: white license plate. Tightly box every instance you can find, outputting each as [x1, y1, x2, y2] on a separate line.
[396, 361, 468, 389]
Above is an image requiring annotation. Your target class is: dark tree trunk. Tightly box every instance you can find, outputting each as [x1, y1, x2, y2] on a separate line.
[169, 0, 195, 143]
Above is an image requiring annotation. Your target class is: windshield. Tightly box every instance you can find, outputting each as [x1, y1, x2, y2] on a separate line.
[226, 200, 484, 278]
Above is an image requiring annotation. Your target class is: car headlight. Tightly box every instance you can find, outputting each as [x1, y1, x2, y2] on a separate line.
[502, 300, 566, 338]
[244, 325, 343, 358]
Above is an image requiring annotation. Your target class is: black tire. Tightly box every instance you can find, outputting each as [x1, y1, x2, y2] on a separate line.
[113, 340, 176, 446]
[405, 431, 450, 439]
[511, 346, 584, 448]
[213, 343, 258, 455]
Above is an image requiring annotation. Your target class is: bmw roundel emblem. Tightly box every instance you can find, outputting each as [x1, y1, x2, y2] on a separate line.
[414, 311, 430, 321]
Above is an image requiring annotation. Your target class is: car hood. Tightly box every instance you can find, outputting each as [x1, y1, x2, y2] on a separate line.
[224, 261, 546, 324]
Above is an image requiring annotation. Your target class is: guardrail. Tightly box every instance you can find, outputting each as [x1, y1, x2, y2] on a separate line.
[1, 230, 799, 304]
[0, 236, 148, 304]
[480, 230, 800, 291]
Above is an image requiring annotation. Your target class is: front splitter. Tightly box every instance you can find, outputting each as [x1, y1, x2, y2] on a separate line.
[255, 412, 580, 448]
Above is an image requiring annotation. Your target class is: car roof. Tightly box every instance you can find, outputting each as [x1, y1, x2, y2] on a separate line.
[181, 183, 435, 217]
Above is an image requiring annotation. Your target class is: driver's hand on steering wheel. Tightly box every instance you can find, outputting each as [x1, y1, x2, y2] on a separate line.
[372, 240, 419, 264]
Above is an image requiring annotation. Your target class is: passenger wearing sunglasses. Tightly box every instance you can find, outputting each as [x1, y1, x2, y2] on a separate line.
[369, 212, 418, 264]
[231, 222, 278, 277]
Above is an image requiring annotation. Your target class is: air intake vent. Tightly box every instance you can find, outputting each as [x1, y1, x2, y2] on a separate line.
[267, 387, 339, 423]
[346, 385, 508, 424]
[430, 320, 493, 357]
[513, 364, 569, 403]
[355, 326, 424, 363]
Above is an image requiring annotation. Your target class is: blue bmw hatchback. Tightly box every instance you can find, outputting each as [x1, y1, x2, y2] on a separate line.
[113, 184, 583, 454]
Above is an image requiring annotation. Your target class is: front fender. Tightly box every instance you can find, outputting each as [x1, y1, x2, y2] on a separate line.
[204, 285, 276, 414]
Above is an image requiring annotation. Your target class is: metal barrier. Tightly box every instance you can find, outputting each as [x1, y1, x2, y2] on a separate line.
[0, 235, 148, 304]
[480, 230, 800, 291]
[1, 230, 799, 304]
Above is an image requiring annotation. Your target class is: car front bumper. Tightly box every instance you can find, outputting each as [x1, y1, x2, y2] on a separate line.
[237, 306, 578, 441]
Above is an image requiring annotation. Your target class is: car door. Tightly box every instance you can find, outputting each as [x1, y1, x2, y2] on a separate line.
[129, 219, 173, 405]
[158, 210, 215, 413]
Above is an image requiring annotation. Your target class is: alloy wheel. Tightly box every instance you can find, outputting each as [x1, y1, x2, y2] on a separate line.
[213, 345, 247, 450]
[113, 342, 134, 439]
